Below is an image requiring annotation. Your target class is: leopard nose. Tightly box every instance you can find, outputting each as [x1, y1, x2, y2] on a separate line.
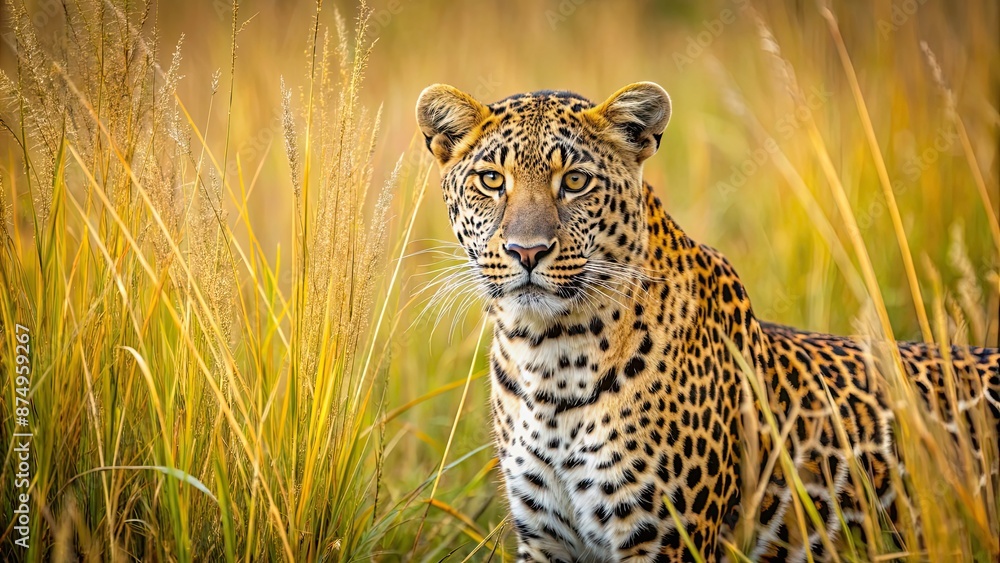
[505, 241, 554, 272]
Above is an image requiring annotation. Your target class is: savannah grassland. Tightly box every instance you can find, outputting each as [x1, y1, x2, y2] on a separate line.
[0, 0, 997, 561]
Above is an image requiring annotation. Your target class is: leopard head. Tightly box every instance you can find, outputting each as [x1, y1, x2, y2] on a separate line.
[416, 82, 671, 319]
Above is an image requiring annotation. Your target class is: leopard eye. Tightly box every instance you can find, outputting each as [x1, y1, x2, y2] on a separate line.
[478, 171, 505, 192]
[561, 171, 591, 193]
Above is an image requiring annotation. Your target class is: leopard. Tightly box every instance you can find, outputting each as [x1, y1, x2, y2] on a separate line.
[414, 81, 1000, 562]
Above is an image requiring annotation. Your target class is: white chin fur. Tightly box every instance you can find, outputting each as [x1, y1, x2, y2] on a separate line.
[497, 290, 568, 320]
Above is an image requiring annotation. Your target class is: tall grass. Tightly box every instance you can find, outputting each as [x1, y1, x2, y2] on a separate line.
[0, 1, 448, 560]
[0, 0, 997, 561]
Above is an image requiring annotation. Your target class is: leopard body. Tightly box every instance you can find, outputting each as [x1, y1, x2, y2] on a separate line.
[415, 83, 1000, 561]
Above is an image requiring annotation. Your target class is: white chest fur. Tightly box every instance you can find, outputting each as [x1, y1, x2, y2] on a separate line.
[490, 314, 664, 559]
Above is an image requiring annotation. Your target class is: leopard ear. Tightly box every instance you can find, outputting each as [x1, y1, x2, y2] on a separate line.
[589, 82, 671, 163]
[416, 84, 490, 166]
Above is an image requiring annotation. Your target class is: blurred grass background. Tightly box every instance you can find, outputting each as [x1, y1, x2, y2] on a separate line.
[0, 0, 997, 560]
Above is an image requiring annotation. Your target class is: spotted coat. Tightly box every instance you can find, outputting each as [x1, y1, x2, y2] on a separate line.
[415, 83, 1000, 562]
